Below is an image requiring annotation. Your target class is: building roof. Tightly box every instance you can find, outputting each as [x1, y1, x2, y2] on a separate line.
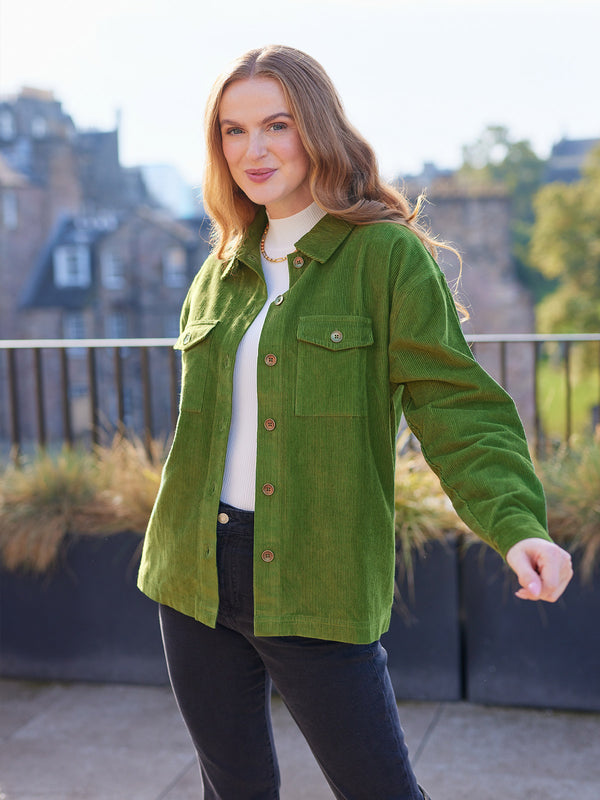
[545, 137, 600, 183]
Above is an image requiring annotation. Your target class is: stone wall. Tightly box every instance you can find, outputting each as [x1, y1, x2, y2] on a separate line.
[417, 186, 536, 433]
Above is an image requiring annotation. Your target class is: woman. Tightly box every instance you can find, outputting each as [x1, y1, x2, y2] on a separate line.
[138, 45, 572, 800]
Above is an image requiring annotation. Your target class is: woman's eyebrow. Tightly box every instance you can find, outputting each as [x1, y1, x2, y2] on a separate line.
[262, 112, 293, 124]
[219, 112, 293, 127]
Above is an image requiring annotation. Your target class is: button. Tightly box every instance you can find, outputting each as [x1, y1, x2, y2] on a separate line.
[217, 512, 229, 524]
[265, 354, 277, 366]
[262, 483, 275, 496]
[261, 550, 275, 563]
[264, 418, 276, 431]
[183, 333, 191, 344]
[330, 330, 343, 343]
[274, 295, 284, 305]
[293, 255, 304, 269]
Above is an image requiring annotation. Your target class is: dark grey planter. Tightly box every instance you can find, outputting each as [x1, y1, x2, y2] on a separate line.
[462, 544, 600, 711]
[0, 532, 168, 685]
[381, 536, 462, 701]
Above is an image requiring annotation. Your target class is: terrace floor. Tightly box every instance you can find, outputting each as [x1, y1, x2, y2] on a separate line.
[0, 678, 599, 799]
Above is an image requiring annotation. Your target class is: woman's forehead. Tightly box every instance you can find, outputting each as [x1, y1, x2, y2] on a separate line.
[219, 77, 290, 121]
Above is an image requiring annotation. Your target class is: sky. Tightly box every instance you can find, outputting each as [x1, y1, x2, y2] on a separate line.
[1, 0, 599, 188]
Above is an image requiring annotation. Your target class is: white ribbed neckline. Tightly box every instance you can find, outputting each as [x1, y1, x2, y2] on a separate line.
[263, 202, 326, 257]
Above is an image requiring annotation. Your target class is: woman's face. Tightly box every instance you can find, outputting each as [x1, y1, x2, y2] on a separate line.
[219, 77, 313, 219]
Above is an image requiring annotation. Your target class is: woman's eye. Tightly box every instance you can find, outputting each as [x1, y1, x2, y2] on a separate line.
[270, 122, 287, 132]
[226, 127, 244, 136]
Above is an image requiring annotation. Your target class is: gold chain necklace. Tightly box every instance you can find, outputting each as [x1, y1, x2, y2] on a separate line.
[260, 224, 288, 263]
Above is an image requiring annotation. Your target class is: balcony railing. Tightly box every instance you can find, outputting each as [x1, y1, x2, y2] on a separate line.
[1, 334, 599, 462]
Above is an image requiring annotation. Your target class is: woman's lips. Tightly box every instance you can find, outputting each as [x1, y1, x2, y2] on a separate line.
[245, 168, 276, 183]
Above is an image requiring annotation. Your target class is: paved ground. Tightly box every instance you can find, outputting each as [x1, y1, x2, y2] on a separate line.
[0, 678, 599, 800]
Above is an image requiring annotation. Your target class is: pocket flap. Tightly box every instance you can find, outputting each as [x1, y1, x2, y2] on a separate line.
[297, 316, 373, 351]
[174, 319, 219, 351]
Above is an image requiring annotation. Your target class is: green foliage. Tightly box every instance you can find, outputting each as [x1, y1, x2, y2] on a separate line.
[461, 125, 545, 219]
[458, 125, 549, 300]
[530, 145, 600, 333]
[537, 347, 600, 439]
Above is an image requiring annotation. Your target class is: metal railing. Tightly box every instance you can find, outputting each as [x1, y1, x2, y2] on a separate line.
[1, 334, 599, 461]
[468, 333, 600, 454]
[1, 338, 178, 459]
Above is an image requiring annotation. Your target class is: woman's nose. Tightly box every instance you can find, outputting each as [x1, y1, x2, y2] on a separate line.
[246, 132, 267, 159]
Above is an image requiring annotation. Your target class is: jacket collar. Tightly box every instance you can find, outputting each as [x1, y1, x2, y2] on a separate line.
[222, 207, 354, 279]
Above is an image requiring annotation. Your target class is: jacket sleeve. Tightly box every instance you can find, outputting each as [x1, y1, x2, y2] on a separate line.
[388, 236, 552, 558]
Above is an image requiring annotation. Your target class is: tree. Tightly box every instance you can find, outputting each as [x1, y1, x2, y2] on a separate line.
[458, 125, 548, 299]
[529, 145, 600, 333]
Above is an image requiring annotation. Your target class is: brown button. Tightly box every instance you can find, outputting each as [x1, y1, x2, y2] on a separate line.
[330, 330, 343, 343]
[274, 294, 284, 306]
[293, 255, 304, 269]
[265, 354, 277, 366]
[217, 512, 229, 524]
[261, 550, 275, 563]
[264, 418, 276, 431]
[261, 483, 275, 496]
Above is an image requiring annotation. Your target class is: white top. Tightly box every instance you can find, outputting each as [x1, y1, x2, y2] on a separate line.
[220, 202, 326, 510]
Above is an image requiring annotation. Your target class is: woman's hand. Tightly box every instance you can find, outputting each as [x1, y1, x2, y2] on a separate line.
[506, 538, 573, 602]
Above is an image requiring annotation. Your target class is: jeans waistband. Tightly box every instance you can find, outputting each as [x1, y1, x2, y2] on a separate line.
[218, 500, 255, 525]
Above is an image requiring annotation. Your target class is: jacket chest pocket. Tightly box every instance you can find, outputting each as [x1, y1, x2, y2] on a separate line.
[174, 319, 219, 412]
[295, 315, 374, 416]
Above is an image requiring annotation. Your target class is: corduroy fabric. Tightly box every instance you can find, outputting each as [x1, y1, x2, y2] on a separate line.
[137, 209, 552, 644]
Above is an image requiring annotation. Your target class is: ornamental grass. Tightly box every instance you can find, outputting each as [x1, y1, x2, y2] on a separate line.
[0, 434, 166, 573]
[537, 432, 600, 583]
[1, 429, 599, 582]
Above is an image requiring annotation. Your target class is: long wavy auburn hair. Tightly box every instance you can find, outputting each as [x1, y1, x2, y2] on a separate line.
[203, 44, 465, 314]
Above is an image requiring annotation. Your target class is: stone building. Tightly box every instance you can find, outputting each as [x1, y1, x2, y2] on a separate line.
[0, 88, 208, 448]
[404, 175, 536, 431]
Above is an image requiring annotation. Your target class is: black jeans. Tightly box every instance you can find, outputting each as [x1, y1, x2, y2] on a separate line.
[159, 502, 424, 800]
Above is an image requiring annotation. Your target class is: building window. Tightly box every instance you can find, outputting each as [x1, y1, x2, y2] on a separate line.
[63, 312, 86, 339]
[105, 311, 128, 339]
[101, 251, 126, 289]
[63, 312, 86, 356]
[163, 246, 187, 288]
[0, 109, 15, 140]
[53, 245, 91, 288]
[1, 191, 18, 230]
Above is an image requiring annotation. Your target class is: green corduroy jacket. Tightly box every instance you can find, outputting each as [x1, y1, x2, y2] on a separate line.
[137, 209, 552, 644]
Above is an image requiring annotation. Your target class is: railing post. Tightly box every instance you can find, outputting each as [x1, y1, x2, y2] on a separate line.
[499, 341, 507, 389]
[140, 347, 153, 456]
[533, 341, 542, 459]
[7, 349, 21, 463]
[87, 347, 100, 447]
[114, 346, 125, 432]
[564, 341, 572, 445]
[33, 348, 46, 449]
[60, 348, 73, 448]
